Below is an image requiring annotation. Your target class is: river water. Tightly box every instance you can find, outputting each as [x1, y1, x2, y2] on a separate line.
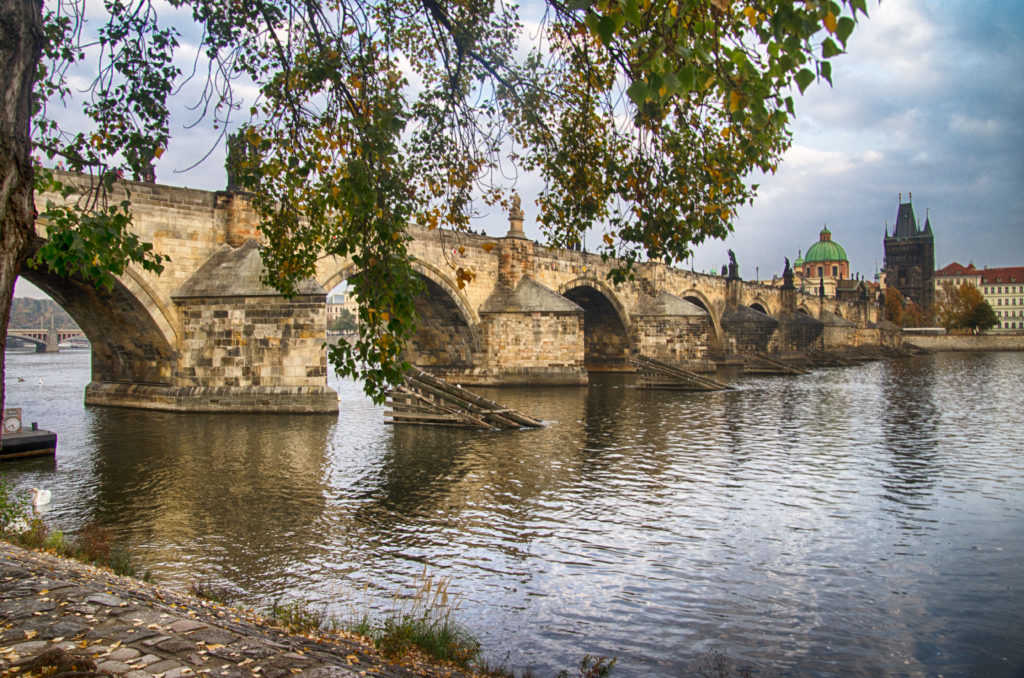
[3, 349, 1023, 677]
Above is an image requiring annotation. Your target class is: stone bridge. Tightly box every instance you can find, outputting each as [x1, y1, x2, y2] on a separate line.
[25, 172, 883, 413]
[8, 328, 86, 352]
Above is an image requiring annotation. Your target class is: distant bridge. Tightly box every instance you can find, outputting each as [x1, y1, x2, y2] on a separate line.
[26, 171, 888, 413]
[7, 328, 87, 352]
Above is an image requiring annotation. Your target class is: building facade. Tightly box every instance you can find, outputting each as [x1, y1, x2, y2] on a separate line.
[934, 263, 1024, 330]
[883, 195, 934, 310]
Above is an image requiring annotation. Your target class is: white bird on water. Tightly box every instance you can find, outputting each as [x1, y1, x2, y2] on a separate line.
[30, 487, 51, 508]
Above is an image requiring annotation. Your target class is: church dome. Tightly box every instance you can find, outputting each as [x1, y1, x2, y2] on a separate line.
[804, 226, 848, 263]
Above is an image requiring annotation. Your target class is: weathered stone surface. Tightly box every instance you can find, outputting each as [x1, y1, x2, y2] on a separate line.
[42, 618, 90, 638]
[169, 619, 207, 633]
[156, 636, 200, 653]
[108, 646, 142, 661]
[187, 626, 239, 645]
[145, 658, 186, 673]
[85, 592, 125, 606]
[97, 659, 133, 673]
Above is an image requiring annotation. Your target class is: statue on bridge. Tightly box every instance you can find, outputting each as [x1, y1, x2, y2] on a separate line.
[510, 192, 524, 220]
[782, 257, 795, 290]
[726, 249, 740, 281]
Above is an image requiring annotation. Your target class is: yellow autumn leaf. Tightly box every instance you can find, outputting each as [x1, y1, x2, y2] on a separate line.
[670, 2, 677, 17]
[481, 242, 495, 253]
[729, 90, 741, 112]
[603, 233, 614, 245]
[720, 126, 731, 138]
[743, 6, 757, 26]
[154, 147, 165, 159]
[824, 11, 837, 34]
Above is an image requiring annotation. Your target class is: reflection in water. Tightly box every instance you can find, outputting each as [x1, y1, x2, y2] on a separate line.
[3, 350, 1024, 677]
[880, 357, 941, 508]
[80, 408, 335, 590]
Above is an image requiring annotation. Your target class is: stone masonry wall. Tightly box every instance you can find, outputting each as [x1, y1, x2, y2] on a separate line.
[632, 316, 711, 365]
[471, 311, 586, 384]
[176, 295, 327, 389]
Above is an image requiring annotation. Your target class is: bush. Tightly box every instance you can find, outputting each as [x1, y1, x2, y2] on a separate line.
[0, 475, 30, 533]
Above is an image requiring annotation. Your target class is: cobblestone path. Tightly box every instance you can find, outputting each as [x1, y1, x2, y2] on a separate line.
[1, 543, 469, 678]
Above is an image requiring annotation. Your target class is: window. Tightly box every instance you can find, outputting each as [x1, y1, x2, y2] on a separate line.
[817, 266, 823, 277]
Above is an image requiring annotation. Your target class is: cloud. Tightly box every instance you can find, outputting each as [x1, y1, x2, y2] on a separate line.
[948, 114, 1004, 137]
[692, 0, 1024, 277]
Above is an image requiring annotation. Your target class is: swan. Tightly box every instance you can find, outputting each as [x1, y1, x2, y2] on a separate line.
[30, 487, 51, 508]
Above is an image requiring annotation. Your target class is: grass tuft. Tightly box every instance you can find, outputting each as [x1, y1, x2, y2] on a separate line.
[269, 599, 336, 636]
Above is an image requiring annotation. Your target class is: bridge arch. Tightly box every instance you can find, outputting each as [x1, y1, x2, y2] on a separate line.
[680, 288, 723, 345]
[750, 300, 771, 315]
[319, 259, 482, 368]
[19, 263, 179, 386]
[558, 277, 633, 371]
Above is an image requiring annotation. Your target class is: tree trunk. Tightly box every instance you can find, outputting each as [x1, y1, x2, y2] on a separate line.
[0, 0, 44, 417]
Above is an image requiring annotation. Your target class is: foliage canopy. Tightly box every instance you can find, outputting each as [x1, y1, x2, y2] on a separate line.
[934, 282, 998, 332]
[26, 0, 868, 400]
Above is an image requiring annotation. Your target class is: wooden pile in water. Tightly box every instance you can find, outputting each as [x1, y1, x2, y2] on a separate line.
[631, 355, 733, 391]
[386, 366, 544, 430]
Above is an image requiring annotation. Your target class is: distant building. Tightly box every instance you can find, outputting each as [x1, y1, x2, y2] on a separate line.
[934, 262, 1024, 330]
[982, 267, 1024, 330]
[883, 194, 934, 310]
[790, 226, 853, 297]
[326, 292, 359, 330]
[934, 262, 982, 289]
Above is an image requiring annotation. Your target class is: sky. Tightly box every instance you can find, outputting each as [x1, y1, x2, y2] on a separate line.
[15, 0, 1024, 298]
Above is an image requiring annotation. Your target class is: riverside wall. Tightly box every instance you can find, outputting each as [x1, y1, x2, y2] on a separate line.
[902, 333, 1024, 352]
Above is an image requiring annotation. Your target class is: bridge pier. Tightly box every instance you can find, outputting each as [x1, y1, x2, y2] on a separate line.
[83, 240, 339, 414]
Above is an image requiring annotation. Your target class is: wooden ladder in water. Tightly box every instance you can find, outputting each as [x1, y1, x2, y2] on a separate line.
[386, 366, 544, 430]
[750, 353, 811, 375]
[631, 355, 733, 391]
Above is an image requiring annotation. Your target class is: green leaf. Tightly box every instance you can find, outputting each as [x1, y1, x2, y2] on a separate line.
[794, 68, 815, 94]
[820, 60, 832, 86]
[627, 79, 650, 105]
[836, 17, 856, 47]
[622, 0, 641, 26]
[676, 64, 696, 92]
[821, 37, 842, 59]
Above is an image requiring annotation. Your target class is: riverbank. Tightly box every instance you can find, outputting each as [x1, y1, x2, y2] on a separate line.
[0, 541, 474, 678]
[901, 332, 1024, 352]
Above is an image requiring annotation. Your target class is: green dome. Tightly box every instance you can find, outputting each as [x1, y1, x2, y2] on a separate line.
[804, 228, 847, 263]
[804, 240, 848, 262]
